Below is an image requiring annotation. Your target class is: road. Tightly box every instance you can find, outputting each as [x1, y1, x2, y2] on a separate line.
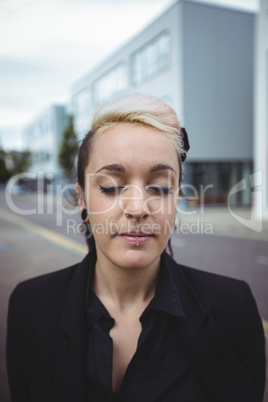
[0, 191, 267, 401]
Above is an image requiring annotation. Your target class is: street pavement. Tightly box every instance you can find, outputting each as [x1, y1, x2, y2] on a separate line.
[0, 210, 86, 401]
[0, 191, 268, 401]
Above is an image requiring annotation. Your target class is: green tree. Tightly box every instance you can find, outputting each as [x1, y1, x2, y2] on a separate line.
[58, 115, 78, 179]
[0, 148, 10, 182]
[0, 148, 31, 183]
[10, 150, 31, 175]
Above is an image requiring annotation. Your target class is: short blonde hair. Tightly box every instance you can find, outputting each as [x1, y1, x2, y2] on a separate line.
[77, 93, 186, 193]
[91, 93, 184, 157]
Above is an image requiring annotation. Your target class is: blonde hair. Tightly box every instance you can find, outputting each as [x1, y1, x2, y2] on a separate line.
[77, 93, 185, 194]
[91, 93, 184, 157]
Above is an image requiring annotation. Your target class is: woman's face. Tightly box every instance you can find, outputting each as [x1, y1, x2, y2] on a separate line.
[78, 123, 180, 271]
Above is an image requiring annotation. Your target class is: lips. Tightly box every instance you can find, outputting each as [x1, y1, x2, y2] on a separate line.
[118, 232, 153, 245]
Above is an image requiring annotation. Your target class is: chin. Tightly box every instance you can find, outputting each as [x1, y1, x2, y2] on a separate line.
[117, 248, 162, 270]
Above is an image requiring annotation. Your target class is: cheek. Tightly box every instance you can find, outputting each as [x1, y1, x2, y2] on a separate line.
[147, 195, 178, 217]
[86, 190, 119, 215]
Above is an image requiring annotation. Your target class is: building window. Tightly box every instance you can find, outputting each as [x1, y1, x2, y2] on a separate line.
[42, 115, 51, 133]
[32, 124, 39, 139]
[40, 116, 50, 135]
[93, 63, 127, 104]
[184, 161, 253, 206]
[73, 88, 92, 115]
[131, 31, 171, 86]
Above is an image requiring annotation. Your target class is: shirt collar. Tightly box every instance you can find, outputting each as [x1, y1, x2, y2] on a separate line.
[85, 249, 185, 328]
[142, 252, 185, 318]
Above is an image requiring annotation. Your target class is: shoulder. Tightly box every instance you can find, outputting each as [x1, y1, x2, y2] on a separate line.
[166, 256, 266, 399]
[9, 248, 96, 303]
[8, 263, 80, 323]
[171, 252, 249, 296]
[10, 263, 78, 303]
[166, 252, 248, 302]
[165, 253, 260, 336]
[180, 263, 250, 304]
[180, 264, 254, 326]
[8, 250, 94, 322]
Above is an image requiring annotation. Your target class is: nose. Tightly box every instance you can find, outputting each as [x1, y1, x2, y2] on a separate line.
[122, 185, 149, 221]
[124, 209, 149, 221]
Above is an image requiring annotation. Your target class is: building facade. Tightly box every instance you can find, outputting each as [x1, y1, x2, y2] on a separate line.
[24, 105, 66, 178]
[254, 0, 268, 220]
[70, 0, 255, 206]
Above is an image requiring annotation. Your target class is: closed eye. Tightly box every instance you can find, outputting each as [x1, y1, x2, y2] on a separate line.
[99, 185, 172, 195]
[99, 185, 124, 193]
[148, 187, 173, 194]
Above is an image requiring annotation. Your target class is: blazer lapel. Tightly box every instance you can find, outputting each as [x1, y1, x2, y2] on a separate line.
[52, 252, 93, 402]
[51, 251, 261, 402]
[165, 254, 262, 402]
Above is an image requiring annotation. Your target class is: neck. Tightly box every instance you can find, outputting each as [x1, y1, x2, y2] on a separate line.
[93, 252, 160, 312]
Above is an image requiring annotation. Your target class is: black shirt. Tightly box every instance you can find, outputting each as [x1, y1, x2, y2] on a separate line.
[84, 254, 214, 402]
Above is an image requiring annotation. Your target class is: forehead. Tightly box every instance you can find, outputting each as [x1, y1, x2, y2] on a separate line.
[87, 123, 179, 173]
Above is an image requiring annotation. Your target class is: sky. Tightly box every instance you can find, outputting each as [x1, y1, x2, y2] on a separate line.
[0, 0, 259, 151]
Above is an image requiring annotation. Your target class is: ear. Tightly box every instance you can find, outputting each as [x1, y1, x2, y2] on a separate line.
[75, 182, 88, 216]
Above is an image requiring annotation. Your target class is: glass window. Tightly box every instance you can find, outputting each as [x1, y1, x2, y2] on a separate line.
[74, 88, 92, 115]
[39, 118, 46, 135]
[131, 31, 171, 85]
[93, 64, 127, 104]
[184, 161, 253, 206]
[42, 115, 51, 133]
[33, 124, 39, 139]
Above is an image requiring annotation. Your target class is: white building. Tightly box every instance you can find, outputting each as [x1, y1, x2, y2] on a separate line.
[71, 0, 255, 206]
[254, 0, 268, 220]
[24, 105, 66, 177]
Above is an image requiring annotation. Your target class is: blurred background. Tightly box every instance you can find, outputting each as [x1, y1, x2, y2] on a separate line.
[0, 0, 268, 400]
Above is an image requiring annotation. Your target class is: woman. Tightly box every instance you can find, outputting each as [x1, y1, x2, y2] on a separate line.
[7, 94, 266, 402]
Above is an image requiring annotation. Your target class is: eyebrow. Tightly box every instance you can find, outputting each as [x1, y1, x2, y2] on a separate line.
[149, 164, 176, 174]
[95, 163, 176, 174]
[95, 164, 125, 174]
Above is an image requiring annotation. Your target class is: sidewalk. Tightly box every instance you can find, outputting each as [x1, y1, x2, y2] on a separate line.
[179, 206, 268, 241]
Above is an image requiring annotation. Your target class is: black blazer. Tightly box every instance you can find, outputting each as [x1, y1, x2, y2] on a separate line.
[6, 251, 266, 402]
